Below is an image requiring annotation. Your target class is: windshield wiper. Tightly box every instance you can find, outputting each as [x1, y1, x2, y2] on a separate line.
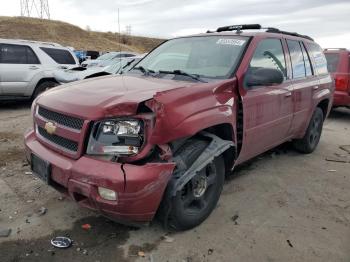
[132, 66, 155, 75]
[158, 69, 207, 83]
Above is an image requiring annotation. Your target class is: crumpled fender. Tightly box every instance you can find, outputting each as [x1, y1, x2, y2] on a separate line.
[146, 78, 239, 145]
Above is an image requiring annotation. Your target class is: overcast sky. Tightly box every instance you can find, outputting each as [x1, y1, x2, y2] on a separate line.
[1, 0, 350, 47]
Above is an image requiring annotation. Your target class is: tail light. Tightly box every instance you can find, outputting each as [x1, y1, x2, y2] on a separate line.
[334, 74, 349, 92]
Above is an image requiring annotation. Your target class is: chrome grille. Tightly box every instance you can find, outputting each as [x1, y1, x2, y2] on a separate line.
[38, 106, 84, 130]
[38, 126, 78, 152]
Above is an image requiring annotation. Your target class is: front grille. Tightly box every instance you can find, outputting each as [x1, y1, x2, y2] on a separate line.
[38, 107, 84, 130]
[38, 126, 78, 152]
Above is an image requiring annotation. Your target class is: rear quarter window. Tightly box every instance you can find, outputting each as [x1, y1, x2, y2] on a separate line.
[324, 53, 340, 73]
[40, 47, 76, 64]
[307, 43, 328, 75]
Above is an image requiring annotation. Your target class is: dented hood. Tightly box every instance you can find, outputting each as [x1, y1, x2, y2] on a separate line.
[36, 74, 197, 119]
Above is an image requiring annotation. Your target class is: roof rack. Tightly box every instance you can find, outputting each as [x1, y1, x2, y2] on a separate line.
[207, 24, 314, 41]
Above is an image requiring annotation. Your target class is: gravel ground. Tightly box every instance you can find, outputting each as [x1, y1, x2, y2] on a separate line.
[0, 102, 349, 262]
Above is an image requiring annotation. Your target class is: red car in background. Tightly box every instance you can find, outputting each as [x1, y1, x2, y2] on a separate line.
[324, 48, 350, 108]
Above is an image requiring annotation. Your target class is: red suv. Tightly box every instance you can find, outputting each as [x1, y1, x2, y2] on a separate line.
[324, 48, 350, 108]
[25, 24, 333, 230]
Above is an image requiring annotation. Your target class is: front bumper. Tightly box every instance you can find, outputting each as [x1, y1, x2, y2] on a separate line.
[24, 129, 175, 223]
[333, 90, 350, 107]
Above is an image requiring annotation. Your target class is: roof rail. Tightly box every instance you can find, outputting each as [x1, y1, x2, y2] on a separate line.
[206, 24, 314, 41]
[0, 38, 62, 47]
[265, 27, 314, 41]
[324, 48, 347, 51]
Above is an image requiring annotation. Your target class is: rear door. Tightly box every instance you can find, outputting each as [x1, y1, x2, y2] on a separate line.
[286, 40, 318, 136]
[238, 38, 294, 162]
[0, 43, 41, 96]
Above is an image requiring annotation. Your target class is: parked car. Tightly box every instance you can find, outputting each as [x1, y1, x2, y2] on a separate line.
[0, 39, 79, 100]
[25, 24, 333, 230]
[324, 48, 350, 108]
[81, 51, 138, 68]
[54, 56, 144, 83]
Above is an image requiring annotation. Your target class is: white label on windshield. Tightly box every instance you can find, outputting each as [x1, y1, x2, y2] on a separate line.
[216, 39, 246, 46]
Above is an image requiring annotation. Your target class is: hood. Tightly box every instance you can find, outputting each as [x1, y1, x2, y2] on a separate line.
[37, 74, 199, 120]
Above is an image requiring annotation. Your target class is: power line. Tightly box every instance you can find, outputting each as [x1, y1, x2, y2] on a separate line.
[20, 0, 50, 19]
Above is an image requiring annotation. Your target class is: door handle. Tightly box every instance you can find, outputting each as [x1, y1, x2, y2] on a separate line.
[313, 86, 319, 90]
[29, 66, 39, 70]
[284, 92, 292, 97]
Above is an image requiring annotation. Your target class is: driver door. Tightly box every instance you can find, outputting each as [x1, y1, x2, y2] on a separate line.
[238, 38, 294, 162]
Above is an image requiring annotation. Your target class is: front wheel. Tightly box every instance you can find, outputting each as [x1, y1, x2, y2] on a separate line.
[167, 155, 225, 230]
[293, 107, 324, 154]
[32, 81, 58, 100]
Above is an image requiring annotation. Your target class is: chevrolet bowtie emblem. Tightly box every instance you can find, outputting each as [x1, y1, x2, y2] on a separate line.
[44, 121, 57, 135]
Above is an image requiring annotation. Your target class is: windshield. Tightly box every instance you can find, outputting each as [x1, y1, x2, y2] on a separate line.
[136, 36, 248, 79]
[105, 60, 126, 74]
[97, 52, 117, 61]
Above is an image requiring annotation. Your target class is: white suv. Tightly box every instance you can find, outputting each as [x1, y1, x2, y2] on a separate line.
[0, 39, 79, 100]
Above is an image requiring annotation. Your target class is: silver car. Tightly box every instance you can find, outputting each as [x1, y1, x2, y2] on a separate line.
[54, 56, 144, 84]
[0, 39, 79, 100]
[81, 51, 137, 68]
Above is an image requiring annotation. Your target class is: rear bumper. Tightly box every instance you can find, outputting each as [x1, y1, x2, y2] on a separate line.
[333, 90, 350, 107]
[24, 129, 175, 223]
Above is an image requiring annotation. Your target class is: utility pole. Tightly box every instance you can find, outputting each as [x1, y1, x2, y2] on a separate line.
[20, 0, 50, 19]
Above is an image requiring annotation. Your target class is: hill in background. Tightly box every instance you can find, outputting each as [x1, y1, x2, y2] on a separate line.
[0, 16, 164, 53]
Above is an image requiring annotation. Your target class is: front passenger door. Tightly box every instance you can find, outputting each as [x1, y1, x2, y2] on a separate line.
[238, 38, 294, 162]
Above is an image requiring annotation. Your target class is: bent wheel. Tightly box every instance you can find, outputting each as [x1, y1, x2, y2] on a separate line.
[168, 155, 225, 230]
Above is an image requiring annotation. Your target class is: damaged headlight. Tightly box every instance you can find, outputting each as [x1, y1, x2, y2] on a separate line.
[87, 119, 143, 156]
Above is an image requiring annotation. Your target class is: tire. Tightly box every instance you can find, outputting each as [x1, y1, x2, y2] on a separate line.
[161, 139, 225, 230]
[32, 81, 58, 100]
[293, 107, 324, 154]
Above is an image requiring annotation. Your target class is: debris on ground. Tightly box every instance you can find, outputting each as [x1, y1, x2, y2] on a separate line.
[340, 145, 350, 154]
[138, 251, 145, 257]
[328, 169, 337, 172]
[25, 171, 33, 175]
[82, 249, 88, 255]
[161, 235, 174, 243]
[325, 156, 349, 163]
[231, 213, 239, 225]
[58, 196, 64, 201]
[26, 199, 34, 203]
[37, 207, 47, 216]
[51, 236, 73, 249]
[208, 248, 214, 255]
[81, 223, 91, 230]
[286, 239, 293, 248]
[0, 228, 12, 237]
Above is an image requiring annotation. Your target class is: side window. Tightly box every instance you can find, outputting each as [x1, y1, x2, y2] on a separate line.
[300, 43, 313, 76]
[247, 38, 287, 86]
[287, 40, 306, 79]
[0, 44, 40, 64]
[307, 43, 328, 75]
[26, 46, 40, 64]
[40, 47, 76, 64]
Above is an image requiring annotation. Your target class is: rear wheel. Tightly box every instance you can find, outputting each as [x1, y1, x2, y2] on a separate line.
[32, 80, 58, 100]
[293, 107, 324, 153]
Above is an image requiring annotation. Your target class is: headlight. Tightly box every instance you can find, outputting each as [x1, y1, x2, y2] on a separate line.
[87, 119, 143, 156]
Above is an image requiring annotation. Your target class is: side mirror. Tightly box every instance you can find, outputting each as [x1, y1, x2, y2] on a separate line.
[245, 68, 284, 87]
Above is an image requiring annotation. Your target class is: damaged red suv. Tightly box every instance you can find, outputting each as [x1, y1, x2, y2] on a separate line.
[25, 24, 333, 230]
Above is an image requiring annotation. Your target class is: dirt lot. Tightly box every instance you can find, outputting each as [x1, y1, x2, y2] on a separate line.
[0, 102, 349, 262]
